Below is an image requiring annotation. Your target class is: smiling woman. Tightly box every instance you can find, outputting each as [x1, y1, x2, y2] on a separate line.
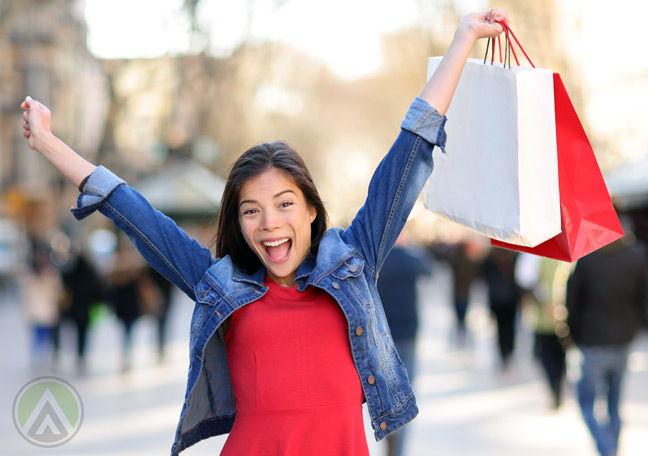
[224, 146, 321, 287]
[21, 8, 511, 455]
[238, 173, 315, 287]
[214, 141, 327, 282]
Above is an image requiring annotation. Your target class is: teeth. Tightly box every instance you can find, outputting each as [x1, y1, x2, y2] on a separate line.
[263, 238, 289, 247]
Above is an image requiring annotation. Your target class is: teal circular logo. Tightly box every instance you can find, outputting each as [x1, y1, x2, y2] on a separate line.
[12, 377, 83, 447]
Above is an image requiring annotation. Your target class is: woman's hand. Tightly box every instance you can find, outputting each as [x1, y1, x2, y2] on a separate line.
[18, 96, 96, 188]
[21, 96, 52, 152]
[456, 8, 510, 42]
[418, 8, 510, 115]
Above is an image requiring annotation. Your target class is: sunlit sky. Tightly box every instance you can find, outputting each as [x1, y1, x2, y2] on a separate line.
[84, 0, 485, 80]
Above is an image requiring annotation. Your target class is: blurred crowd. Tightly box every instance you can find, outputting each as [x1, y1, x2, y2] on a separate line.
[11, 227, 175, 375]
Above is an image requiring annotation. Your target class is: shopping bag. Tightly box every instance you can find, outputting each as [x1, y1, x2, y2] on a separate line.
[491, 73, 624, 261]
[423, 53, 560, 247]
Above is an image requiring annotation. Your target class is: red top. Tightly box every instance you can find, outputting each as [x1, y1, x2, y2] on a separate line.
[222, 277, 369, 455]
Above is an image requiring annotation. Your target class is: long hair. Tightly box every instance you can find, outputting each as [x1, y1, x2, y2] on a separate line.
[213, 141, 328, 274]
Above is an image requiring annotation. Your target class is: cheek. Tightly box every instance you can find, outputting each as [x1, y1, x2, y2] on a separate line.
[239, 219, 257, 251]
[299, 217, 313, 243]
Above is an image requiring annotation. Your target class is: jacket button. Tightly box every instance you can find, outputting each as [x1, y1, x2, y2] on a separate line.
[380, 422, 387, 431]
[332, 281, 340, 289]
[368, 375, 375, 385]
[355, 327, 363, 336]
[348, 264, 358, 273]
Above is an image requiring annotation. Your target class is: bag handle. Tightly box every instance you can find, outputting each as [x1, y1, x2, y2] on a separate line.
[484, 34, 511, 67]
[483, 22, 536, 69]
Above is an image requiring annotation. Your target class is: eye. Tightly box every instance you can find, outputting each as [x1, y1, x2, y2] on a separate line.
[279, 201, 294, 209]
[242, 208, 258, 216]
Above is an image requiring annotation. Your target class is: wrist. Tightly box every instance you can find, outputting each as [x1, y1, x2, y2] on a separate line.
[31, 129, 56, 153]
[453, 23, 480, 46]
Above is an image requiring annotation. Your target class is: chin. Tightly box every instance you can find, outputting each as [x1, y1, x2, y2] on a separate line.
[268, 267, 291, 279]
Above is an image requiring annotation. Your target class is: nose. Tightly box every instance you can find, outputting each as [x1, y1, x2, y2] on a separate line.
[261, 209, 281, 231]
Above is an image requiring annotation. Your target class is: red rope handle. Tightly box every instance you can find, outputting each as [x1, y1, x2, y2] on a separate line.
[502, 23, 519, 66]
[499, 21, 535, 68]
[497, 35, 502, 63]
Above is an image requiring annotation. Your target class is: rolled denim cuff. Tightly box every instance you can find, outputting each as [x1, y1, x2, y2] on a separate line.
[71, 166, 126, 220]
[400, 96, 447, 153]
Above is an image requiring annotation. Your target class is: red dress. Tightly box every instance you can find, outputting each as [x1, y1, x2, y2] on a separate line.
[222, 277, 369, 456]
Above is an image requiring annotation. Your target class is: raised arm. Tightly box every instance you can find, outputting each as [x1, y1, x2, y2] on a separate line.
[420, 8, 509, 115]
[20, 97, 213, 299]
[21, 96, 97, 189]
[345, 8, 510, 273]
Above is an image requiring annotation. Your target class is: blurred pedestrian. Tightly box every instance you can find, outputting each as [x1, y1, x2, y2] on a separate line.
[377, 233, 432, 456]
[107, 237, 149, 372]
[21, 240, 62, 369]
[482, 247, 521, 370]
[57, 250, 104, 374]
[448, 240, 481, 347]
[516, 253, 571, 409]
[146, 265, 174, 362]
[566, 225, 648, 456]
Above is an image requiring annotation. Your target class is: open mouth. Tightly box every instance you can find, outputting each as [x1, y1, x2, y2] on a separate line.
[262, 237, 292, 262]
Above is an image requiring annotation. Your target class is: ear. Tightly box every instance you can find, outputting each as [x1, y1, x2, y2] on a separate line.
[308, 206, 317, 224]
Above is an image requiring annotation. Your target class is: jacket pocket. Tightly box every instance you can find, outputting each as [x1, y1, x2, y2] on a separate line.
[331, 256, 365, 280]
[191, 279, 223, 333]
[331, 257, 374, 309]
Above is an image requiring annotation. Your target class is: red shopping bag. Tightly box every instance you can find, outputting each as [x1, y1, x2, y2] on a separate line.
[491, 72, 623, 262]
[489, 25, 623, 262]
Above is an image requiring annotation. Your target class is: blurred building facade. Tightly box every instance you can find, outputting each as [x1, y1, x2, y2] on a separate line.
[1, 0, 106, 192]
[0, 0, 107, 241]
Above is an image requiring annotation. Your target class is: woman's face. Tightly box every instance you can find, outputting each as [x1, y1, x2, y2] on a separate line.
[238, 168, 316, 287]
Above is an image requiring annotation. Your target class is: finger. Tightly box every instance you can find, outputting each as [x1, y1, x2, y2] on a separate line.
[23, 121, 30, 131]
[483, 20, 504, 37]
[488, 8, 509, 25]
[23, 130, 30, 139]
[489, 8, 506, 20]
[21, 96, 32, 109]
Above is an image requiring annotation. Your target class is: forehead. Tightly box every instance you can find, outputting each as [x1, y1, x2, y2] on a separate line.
[239, 168, 302, 201]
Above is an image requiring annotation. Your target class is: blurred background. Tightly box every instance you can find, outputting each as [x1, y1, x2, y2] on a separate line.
[1, 0, 647, 455]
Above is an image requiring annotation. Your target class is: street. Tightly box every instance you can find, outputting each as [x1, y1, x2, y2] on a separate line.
[1, 262, 647, 456]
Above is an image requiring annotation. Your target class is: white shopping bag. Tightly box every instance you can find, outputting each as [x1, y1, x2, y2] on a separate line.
[423, 57, 560, 247]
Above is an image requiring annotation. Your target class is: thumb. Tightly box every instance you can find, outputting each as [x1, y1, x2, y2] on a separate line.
[20, 95, 32, 110]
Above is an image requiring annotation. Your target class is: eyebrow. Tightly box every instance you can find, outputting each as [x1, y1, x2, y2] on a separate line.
[239, 189, 296, 208]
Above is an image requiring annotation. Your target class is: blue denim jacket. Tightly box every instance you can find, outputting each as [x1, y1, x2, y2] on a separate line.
[72, 97, 446, 455]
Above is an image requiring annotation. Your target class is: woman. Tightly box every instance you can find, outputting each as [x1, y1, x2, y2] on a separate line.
[21, 9, 510, 455]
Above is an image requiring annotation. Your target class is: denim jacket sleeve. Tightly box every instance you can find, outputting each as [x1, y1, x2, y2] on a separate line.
[344, 96, 446, 277]
[71, 166, 213, 300]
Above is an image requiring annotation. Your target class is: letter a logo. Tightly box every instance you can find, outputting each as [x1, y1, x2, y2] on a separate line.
[13, 377, 83, 447]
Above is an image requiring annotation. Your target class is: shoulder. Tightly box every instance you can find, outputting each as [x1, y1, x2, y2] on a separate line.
[196, 255, 263, 296]
[320, 227, 357, 255]
[310, 227, 369, 277]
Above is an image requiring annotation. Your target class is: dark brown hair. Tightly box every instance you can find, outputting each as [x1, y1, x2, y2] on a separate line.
[213, 141, 328, 274]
